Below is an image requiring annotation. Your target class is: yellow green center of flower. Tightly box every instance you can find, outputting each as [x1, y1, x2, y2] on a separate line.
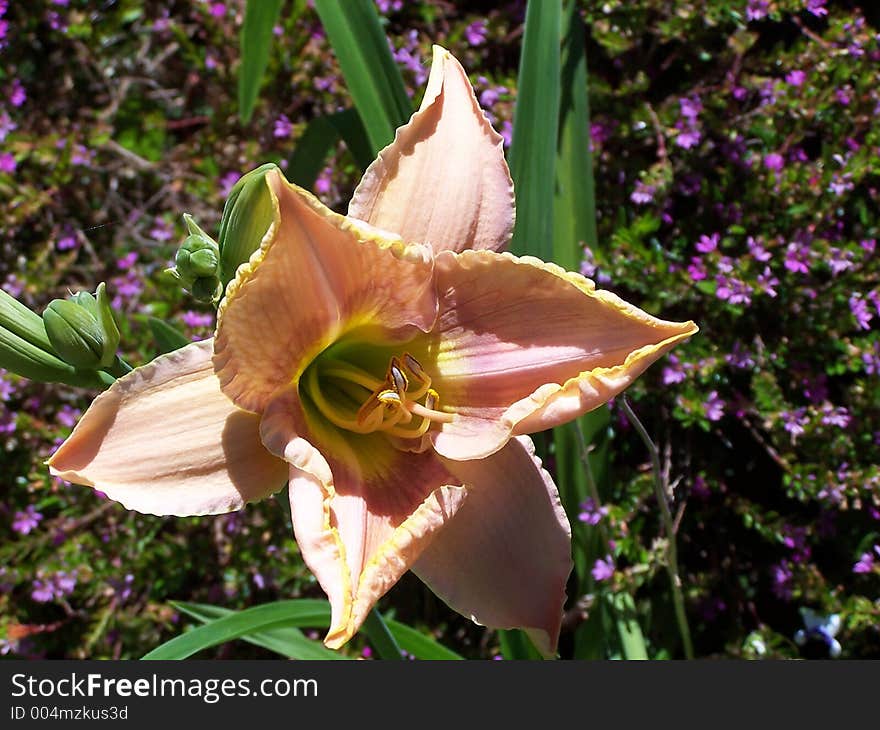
[302, 352, 452, 442]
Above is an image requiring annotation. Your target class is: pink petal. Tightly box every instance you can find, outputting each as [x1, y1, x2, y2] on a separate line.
[260, 388, 467, 648]
[47, 340, 288, 516]
[428, 250, 699, 460]
[414, 436, 572, 657]
[348, 45, 514, 254]
[214, 170, 437, 414]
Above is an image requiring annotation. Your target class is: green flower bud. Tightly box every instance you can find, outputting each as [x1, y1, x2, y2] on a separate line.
[217, 163, 280, 288]
[167, 214, 222, 303]
[42, 283, 120, 370]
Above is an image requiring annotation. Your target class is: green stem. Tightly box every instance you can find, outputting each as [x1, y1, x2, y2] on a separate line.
[362, 608, 403, 660]
[620, 397, 694, 660]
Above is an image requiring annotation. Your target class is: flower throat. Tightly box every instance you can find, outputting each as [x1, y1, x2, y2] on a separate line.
[302, 352, 453, 444]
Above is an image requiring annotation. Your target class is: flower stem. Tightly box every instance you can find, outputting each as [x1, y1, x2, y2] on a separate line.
[362, 608, 403, 660]
[620, 397, 694, 660]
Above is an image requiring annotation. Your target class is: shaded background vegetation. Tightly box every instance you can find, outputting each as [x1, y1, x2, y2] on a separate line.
[1, 0, 878, 658]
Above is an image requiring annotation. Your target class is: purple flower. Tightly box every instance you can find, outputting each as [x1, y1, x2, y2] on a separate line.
[209, 2, 226, 18]
[71, 144, 94, 166]
[273, 114, 293, 139]
[219, 171, 241, 197]
[578, 498, 609, 526]
[0, 111, 15, 141]
[500, 120, 512, 148]
[314, 166, 333, 195]
[756, 267, 779, 297]
[465, 20, 487, 46]
[771, 562, 793, 601]
[783, 242, 810, 274]
[862, 342, 880, 375]
[662, 357, 686, 385]
[56, 233, 78, 251]
[805, 0, 827, 17]
[782, 526, 811, 563]
[746, 0, 769, 21]
[150, 218, 173, 242]
[781, 408, 808, 439]
[182, 310, 213, 329]
[853, 545, 880, 574]
[785, 70, 806, 87]
[827, 247, 854, 276]
[821, 405, 850, 429]
[57, 405, 80, 428]
[763, 153, 784, 172]
[591, 556, 614, 582]
[687, 257, 707, 282]
[850, 295, 873, 330]
[675, 129, 701, 149]
[478, 84, 507, 110]
[747, 236, 772, 262]
[8, 79, 25, 107]
[704, 391, 724, 421]
[376, 0, 403, 12]
[12, 506, 43, 535]
[679, 96, 702, 119]
[696, 233, 719, 253]
[630, 180, 655, 205]
[0, 152, 15, 173]
[725, 342, 756, 370]
[31, 571, 77, 603]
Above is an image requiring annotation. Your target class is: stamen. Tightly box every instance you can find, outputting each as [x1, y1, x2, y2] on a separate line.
[403, 353, 428, 382]
[309, 352, 453, 441]
[320, 360, 384, 391]
[305, 366, 378, 434]
[388, 358, 408, 395]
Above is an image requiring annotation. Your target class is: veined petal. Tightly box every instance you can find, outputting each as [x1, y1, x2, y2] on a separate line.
[214, 170, 437, 414]
[260, 388, 467, 649]
[348, 45, 514, 254]
[414, 436, 572, 657]
[47, 340, 288, 517]
[428, 250, 699, 460]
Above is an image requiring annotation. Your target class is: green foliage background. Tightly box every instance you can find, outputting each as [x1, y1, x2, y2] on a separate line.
[0, 0, 878, 659]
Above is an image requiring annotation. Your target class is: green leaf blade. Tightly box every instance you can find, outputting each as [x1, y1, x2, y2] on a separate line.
[238, 0, 285, 125]
[509, 0, 562, 260]
[313, 0, 411, 155]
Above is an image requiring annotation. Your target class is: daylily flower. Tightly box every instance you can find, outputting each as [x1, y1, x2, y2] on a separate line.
[47, 46, 697, 655]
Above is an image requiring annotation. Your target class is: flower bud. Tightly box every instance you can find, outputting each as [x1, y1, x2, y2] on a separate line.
[42, 283, 120, 370]
[217, 163, 280, 288]
[167, 214, 222, 302]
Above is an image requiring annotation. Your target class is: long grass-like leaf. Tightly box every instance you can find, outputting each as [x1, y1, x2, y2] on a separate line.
[287, 109, 374, 189]
[152, 600, 464, 660]
[509, 0, 562, 259]
[313, 0, 411, 155]
[238, 0, 285, 124]
[142, 600, 331, 659]
[171, 601, 344, 660]
[147, 317, 190, 355]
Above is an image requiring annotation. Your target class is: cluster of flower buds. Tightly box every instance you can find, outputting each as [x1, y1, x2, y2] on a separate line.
[43, 283, 120, 370]
[169, 163, 279, 305]
[0, 284, 120, 389]
[166, 214, 222, 302]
